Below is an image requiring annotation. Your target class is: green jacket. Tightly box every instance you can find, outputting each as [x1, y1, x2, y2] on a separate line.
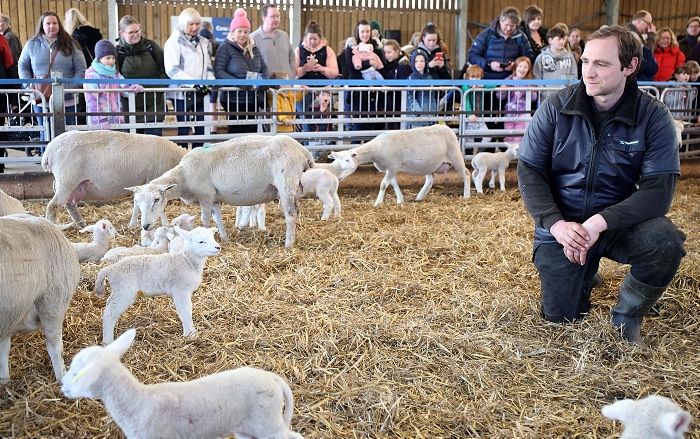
[117, 37, 168, 123]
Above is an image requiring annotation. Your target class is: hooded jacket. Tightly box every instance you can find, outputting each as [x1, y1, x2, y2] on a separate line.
[468, 17, 534, 79]
[416, 41, 451, 79]
[518, 79, 680, 247]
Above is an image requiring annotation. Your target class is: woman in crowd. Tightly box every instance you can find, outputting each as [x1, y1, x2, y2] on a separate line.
[164, 7, 216, 148]
[214, 8, 268, 134]
[413, 22, 451, 80]
[18, 11, 87, 142]
[116, 15, 168, 136]
[345, 19, 386, 135]
[569, 28, 585, 52]
[520, 5, 548, 60]
[654, 27, 686, 82]
[294, 20, 339, 135]
[381, 39, 411, 129]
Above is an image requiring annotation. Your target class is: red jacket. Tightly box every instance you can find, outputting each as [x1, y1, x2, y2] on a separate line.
[0, 34, 13, 70]
[653, 45, 685, 82]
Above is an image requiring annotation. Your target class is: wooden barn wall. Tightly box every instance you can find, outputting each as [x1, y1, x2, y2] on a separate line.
[5, 1, 700, 66]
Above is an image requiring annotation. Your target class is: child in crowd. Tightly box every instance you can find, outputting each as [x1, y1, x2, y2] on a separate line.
[84, 39, 143, 130]
[406, 48, 438, 128]
[352, 42, 384, 80]
[496, 56, 538, 142]
[570, 44, 583, 79]
[533, 26, 578, 100]
[268, 70, 305, 133]
[663, 65, 696, 119]
[305, 89, 334, 148]
[462, 64, 492, 146]
[684, 61, 700, 124]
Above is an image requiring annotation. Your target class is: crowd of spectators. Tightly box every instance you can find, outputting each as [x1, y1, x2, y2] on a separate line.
[4, 3, 700, 153]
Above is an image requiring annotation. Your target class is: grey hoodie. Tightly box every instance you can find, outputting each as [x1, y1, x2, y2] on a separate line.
[533, 46, 577, 81]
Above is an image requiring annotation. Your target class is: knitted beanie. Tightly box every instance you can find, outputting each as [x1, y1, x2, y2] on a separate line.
[230, 9, 251, 32]
[370, 20, 383, 37]
[94, 39, 117, 60]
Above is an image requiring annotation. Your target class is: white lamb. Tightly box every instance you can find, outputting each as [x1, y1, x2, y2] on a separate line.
[61, 328, 303, 439]
[601, 394, 692, 438]
[71, 219, 118, 262]
[42, 130, 187, 228]
[301, 168, 341, 220]
[95, 226, 220, 343]
[0, 189, 27, 216]
[329, 124, 470, 206]
[470, 142, 519, 194]
[101, 226, 171, 262]
[128, 135, 314, 248]
[167, 213, 199, 252]
[236, 204, 267, 231]
[315, 155, 357, 182]
[0, 214, 80, 383]
[142, 213, 197, 247]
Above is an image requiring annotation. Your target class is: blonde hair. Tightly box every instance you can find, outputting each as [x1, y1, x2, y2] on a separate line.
[64, 8, 91, 34]
[177, 8, 201, 33]
[658, 27, 679, 49]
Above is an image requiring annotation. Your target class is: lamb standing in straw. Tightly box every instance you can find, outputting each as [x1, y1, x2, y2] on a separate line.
[470, 142, 519, 194]
[128, 135, 313, 248]
[601, 394, 692, 438]
[61, 328, 303, 439]
[0, 214, 80, 383]
[42, 131, 186, 228]
[329, 124, 470, 206]
[96, 227, 220, 343]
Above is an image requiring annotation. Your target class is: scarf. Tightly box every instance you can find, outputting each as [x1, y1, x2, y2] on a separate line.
[92, 59, 118, 77]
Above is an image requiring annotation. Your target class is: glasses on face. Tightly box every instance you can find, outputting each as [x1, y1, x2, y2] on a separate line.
[124, 29, 142, 36]
[659, 36, 672, 40]
[641, 18, 652, 27]
[689, 25, 700, 29]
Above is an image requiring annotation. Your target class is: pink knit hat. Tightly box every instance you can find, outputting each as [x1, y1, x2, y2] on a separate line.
[230, 9, 251, 31]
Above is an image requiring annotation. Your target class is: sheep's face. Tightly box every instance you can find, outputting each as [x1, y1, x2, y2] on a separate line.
[177, 226, 221, 257]
[132, 184, 175, 232]
[98, 220, 118, 239]
[329, 151, 359, 172]
[61, 346, 103, 399]
[170, 214, 197, 231]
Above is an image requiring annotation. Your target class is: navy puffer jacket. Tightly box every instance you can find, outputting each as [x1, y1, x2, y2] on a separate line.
[468, 17, 534, 79]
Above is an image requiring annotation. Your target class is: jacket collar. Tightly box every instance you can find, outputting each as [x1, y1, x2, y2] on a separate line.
[563, 79, 639, 126]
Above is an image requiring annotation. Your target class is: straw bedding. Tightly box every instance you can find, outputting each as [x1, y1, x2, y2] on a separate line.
[1, 171, 698, 438]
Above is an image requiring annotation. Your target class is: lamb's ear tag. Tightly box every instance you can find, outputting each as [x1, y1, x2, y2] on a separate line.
[72, 368, 88, 384]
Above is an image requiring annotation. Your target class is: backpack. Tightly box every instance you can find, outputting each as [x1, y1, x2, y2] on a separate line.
[117, 40, 158, 72]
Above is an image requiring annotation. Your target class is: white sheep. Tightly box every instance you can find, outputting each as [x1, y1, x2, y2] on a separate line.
[315, 156, 357, 182]
[71, 219, 118, 262]
[470, 142, 519, 194]
[236, 204, 267, 231]
[301, 168, 341, 220]
[61, 328, 303, 439]
[42, 130, 187, 228]
[167, 213, 199, 252]
[329, 124, 470, 206]
[674, 120, 685, 148]
[101, 226, 171, 263]
[96, 226, 220, 343]
[128, 135, 314, 248]
[601, 394, 692, 438]
[0, 189, 27, 216]
[0, 214, 80, 383]
[141, 213, 197, 247]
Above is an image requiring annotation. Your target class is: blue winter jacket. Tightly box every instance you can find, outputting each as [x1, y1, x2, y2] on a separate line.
[468, 18, 534, 79]
[518, 79, 680, 246]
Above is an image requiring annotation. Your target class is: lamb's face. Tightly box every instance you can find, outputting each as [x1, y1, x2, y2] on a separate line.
[97, 220, 118, 239]
[134, 185, 172, 232]
[61, 346, 102, 399]
[171, 214, 197, 231]
[180, 227, 221, 256]
[329, 151, 359, 173]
